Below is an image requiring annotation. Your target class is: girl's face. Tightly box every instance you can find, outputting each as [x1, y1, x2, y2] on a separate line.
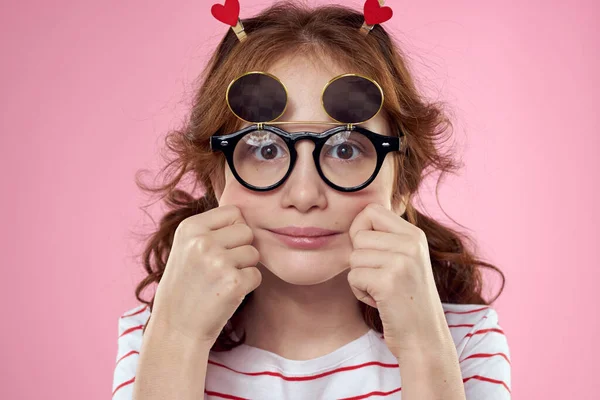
[213, 54, 405, 285]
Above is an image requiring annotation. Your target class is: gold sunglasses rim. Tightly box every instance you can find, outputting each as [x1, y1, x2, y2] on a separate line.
[225, 70, 289, 125]
[321, 72, 385, 125]
[225, 71, 385, 125]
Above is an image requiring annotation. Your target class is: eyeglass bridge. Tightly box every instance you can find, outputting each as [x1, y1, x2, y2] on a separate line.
[215, 122, 393, 149]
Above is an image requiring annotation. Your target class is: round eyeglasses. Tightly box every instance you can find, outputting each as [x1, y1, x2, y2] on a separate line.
[211, 124, 403, 192]
[210, 71, 406, 192]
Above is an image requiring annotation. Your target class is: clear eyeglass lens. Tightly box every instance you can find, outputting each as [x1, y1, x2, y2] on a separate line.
[232, 129, 377, 189]
[319, 130, 377, 187]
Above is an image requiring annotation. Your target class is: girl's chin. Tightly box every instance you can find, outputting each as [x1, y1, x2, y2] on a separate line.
[260, 247, 349, 262]
[260, 263, 349, 285]
[258, 251, 350, 277]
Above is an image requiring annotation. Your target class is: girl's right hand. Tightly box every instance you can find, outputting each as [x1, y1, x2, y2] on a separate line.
[149, 204, 262, 347]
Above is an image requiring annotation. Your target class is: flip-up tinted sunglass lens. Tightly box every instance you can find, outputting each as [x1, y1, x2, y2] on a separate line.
[322, 74, 384, 124]
[226, 72, 288, 123]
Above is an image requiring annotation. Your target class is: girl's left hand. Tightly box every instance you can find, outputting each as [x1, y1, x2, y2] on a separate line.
[347, 203, 451, 359]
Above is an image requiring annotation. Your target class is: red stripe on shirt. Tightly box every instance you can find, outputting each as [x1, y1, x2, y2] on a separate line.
[204, 390, 249, 399]
[116, 350, 139, 366]
[338, 386, 402, 399]
[112, 377, 135, 397]
[460, 352, 511, 365]
[121, 305, 148, 318]
[207, 359, 399, 381]
[465, 328, 504, 337]
[119, 325, 144, 338]
[444, 306, 489, 315]
[463, 374, 511, 393]
[447, 316, 488, 329]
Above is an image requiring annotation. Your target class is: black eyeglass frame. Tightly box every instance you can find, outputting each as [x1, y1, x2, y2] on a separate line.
[210, 123, 405, 192]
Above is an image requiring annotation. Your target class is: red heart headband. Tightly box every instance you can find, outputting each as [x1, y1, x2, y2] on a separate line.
[210, 0, 393, 42]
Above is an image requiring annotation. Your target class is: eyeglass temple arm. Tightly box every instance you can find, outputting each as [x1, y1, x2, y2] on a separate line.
[261, 121, 350, 126]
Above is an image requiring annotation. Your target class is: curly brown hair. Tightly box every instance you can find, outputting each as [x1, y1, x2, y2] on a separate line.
[131, 1, 505, 352]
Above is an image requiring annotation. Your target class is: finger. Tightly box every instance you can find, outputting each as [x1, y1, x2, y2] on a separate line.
[347, 268, 378, 308]
[238, 266, 263, 295]
[227, 244, 260, 269]
[348, 203, 408, 244]
[352, 229, 411, 252]
[179, 204, 247, 237]
[212, 223, 254, 249]
[349, 249, 388, 269]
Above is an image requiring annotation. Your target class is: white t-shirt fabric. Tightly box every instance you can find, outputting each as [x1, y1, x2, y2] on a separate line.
[112, 303, 511, 399]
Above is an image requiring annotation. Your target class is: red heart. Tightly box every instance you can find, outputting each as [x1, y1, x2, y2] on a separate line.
[363, 0, 393, 25]
[211, 0, 240, 27]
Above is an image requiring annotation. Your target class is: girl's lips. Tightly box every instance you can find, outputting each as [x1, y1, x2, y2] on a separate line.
[269, 231, 340, 250]
[268, 226, 341, 237]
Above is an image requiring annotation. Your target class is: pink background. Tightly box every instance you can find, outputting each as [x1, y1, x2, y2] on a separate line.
[1, 0, 598, 398]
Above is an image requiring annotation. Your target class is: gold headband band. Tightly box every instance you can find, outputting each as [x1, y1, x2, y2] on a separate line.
[211, 0, 394, 43]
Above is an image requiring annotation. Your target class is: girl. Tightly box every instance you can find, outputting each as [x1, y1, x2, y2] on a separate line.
[112, 1, 510, 399]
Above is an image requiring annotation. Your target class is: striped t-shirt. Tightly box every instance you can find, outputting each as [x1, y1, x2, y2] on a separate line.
[112, 303, 511, 399]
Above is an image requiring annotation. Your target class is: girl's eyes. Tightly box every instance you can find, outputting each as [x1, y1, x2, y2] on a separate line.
[247, 142, 364, 162]
[249, 142, 287, 161]
[323, 143, 364, 161]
